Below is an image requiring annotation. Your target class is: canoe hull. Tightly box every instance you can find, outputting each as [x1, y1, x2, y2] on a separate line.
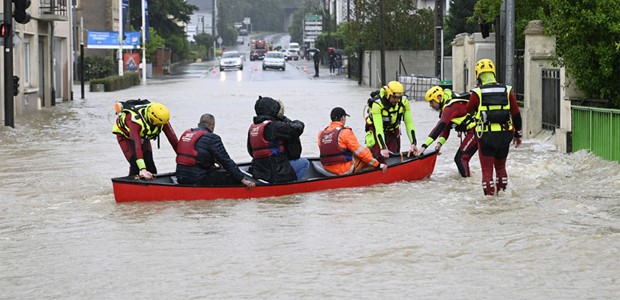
[112, 152, 437, 202]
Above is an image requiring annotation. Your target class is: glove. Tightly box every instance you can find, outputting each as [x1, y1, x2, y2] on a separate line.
[416, 145, 427, 157]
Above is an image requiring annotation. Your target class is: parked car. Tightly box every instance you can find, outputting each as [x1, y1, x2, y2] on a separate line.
[288, 42, 300, 52]
[286, 49, 299, 61]
[219, 51, 244, 71]
[250, 49, 266, 61]
[280, 49, 289, 60]
[262, 51, 286, 71]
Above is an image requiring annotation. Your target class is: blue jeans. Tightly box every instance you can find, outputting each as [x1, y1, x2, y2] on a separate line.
[290, 158, 309, 181]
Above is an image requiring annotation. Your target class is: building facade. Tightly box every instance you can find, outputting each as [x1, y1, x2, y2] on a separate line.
[1, 0, 72, 122]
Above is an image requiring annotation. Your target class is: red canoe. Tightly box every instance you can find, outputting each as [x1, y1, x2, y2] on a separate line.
[111, 151, 437, 202]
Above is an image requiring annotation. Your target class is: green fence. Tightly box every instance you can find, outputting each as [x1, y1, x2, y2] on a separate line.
[572, 105, 620, 163]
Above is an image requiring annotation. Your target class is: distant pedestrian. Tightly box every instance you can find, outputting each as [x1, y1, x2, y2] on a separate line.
[313, 50, 321, 77]
[328, 50, 337, 74]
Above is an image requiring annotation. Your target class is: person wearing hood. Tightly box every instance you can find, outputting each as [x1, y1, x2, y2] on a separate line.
[247, 96, 309, 183]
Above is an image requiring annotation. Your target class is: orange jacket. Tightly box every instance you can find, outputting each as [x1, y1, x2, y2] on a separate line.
[317, 121, 379, 175]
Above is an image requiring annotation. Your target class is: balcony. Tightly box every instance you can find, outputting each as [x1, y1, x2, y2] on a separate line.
[39, 0, 69, 22]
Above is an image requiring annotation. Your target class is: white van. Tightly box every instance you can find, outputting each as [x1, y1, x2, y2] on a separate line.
[288, 42, 300, 51]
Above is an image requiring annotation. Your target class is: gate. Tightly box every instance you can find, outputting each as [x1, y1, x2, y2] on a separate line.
[514, 49, 525, 107]
[541, 69, 561, 130]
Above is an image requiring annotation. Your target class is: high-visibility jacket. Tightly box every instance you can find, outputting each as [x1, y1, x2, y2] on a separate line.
[365, 96, 417, 149]
[113, 107, 163, 140]
[471, 84, 513, 133]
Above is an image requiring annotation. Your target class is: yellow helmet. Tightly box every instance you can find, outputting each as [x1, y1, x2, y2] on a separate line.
[475, 59, 496, 78]
[146, 102, 170, 125]
[385, 81, 404, 98]
[425, 86, 444, 103]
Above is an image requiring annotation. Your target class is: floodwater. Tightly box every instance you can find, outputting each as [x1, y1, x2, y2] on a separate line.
[1, 66, 619, 299]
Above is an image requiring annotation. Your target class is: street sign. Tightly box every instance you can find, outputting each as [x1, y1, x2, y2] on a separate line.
[87, 31, 141, 49]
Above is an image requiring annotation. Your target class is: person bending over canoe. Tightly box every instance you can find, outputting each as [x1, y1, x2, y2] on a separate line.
[318, 107, 387, 175]
[176, 113, 255, 189]
[247, 96, 309, 183]
[113, 101, 178, 180]
[416, 86, 478, 177]
[365, 81, 418, 163]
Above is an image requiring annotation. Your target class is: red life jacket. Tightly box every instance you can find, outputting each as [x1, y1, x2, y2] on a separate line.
[176, 128, 208, 166]
[248, 121, 284, 159]
[319, 126, 352, 165]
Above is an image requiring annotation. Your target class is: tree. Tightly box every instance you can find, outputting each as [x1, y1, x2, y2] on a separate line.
[129, 0, 197, 38]
[444, 0, 478, 55]
[289, 0, 322, 43]
[544, 0, 620, 107]
[340, 0, 433, 51]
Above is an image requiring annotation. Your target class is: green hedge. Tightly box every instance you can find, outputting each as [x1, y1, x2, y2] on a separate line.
[90, 72, 141, 92]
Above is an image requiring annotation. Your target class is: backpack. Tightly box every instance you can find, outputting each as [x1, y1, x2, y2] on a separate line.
[114, 99, 151, 114]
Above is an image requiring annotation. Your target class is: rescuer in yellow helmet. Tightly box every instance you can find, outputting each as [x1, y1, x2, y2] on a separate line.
[465, 59, 523, 195]
[364, 81, 418, 162]
[113, 100, 178, 180]
[417, 85, 478, 177]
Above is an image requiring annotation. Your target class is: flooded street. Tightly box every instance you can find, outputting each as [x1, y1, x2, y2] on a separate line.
[1, 64, 619, 299]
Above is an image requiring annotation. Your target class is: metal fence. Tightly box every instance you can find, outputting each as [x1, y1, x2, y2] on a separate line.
[514, 49, 525, 107]
[571, 105, 620, 163]
[542, 69, 561, 131]
[398, 75, 438, 102]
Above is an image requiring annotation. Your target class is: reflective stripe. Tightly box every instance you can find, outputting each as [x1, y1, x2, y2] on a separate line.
[481, 87, 507, 93]
[136, 158, 146, 170]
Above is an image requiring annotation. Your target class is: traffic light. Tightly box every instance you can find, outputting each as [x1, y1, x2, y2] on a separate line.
[13, 0, 32, 24]
[480, 22, 491, 39]
[1, 23, 8, 40]
[13, 76, 20, 96]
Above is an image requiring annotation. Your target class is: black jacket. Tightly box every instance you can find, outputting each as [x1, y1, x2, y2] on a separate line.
[176, 126, 244, 185]
[247, 97, 305, 183]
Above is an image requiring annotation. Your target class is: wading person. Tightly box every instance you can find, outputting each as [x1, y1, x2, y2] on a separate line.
[365, 81, 418, 162]
[113, 100, 178, 180]
[417, 86, 478, 177]
[466, 59, 523, 195]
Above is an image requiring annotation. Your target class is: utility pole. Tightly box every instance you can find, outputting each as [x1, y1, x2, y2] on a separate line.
[141, 0, 147, 85]
[118, 0, 124, 76]
[434, 0, 444, 79]
[505, 0, 515, 86]
[379, 0, 385, 85]
[212, 0, 216, 59]
[346, 0, 351, 78]
[4, 0, 15, 127]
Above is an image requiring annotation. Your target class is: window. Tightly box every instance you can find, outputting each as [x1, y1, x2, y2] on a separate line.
[23, 36, 31, 87]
